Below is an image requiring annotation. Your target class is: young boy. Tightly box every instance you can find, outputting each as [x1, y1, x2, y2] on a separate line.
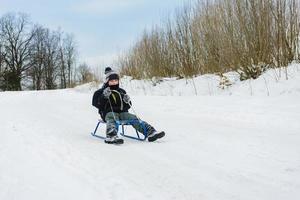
[92, 67, 165, 144]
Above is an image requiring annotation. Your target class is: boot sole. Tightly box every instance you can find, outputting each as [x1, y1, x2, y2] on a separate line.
[104, 139, 124, 145]
[148, 131, 165, 142]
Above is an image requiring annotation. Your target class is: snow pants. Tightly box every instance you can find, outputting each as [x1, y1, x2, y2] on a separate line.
[105, 112, 155, 137]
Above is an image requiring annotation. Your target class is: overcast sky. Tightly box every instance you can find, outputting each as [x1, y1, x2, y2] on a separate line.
[0, 0, 193, 68]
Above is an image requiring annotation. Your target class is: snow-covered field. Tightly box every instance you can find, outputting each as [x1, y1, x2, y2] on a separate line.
[1, 65, 300, 200]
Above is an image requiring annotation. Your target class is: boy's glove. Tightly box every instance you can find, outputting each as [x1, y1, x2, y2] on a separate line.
[103, 87, 111, 99]
[123, 94, 131, 104]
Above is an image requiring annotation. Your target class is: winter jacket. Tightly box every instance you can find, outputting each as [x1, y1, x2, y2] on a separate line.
[92, 83, 131, 121]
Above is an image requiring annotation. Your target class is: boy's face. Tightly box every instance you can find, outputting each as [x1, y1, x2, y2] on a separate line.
[108, 79, 119, 86]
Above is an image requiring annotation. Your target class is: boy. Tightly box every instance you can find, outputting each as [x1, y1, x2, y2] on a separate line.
[92, 68, 165, 144]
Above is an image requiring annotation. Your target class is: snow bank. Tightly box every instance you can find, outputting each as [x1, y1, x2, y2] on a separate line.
[79, 63, 300, 97]
[122, 63, 300, 96]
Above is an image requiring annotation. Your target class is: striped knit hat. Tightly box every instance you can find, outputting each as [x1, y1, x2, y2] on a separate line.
[104, 67, 119, 83]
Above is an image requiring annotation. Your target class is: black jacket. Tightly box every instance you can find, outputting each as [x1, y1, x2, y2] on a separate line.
[92, 83, 131, 121]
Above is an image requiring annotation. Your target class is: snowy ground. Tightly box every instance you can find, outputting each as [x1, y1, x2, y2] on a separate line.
[1, 65, 300, 200]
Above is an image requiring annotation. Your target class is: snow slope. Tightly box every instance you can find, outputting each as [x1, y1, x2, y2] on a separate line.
[1, 65, 300, 200]
[116, 63, 300, 97]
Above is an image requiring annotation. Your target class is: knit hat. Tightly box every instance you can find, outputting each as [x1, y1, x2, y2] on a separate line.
[104, 67, 112, 75]
[105, 69, 119, 83]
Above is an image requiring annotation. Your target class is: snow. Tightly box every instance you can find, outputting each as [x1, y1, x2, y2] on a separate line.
[117, 63, 300, 97]
[1, 64, 300, 200]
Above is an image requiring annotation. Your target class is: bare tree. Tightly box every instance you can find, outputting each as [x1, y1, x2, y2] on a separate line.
[119, 0, 300, 80]
[0, 12, 79, 91]
[0, 40, 5, 73]
[29, 25, 47, 90]
[43, 29, 60, 89]
[0, 13, 35, 90]
[0, 40, 5, 89]
[77, 63, 94, 84]
[63, 33, 76, 87]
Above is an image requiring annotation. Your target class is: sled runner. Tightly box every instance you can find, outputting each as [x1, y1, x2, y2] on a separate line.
[91, 119, 148, 141]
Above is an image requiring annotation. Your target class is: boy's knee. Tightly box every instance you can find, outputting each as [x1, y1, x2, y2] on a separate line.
[120, 112, 137, 120]
[105, 112, 116, 122]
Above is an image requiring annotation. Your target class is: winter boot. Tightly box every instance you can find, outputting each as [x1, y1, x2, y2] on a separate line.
[105, 135, 124, 144]
[147, 131, 165, 142]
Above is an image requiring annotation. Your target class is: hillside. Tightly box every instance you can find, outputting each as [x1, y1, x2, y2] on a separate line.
[0, 64, 300, 200]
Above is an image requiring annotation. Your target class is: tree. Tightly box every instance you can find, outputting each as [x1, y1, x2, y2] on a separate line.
[77, 63, 94, 84]
[0, 42, 5, 90]
[0, 12, 79, 91]
[63, 34, 76, 87]
[43, 29, 60, 89]
[29, 25, 47, 90]
[0, 13, 35, 90]
[119, 0, 300, 80]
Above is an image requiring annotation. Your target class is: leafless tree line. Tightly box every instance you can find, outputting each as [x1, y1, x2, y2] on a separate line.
[76, 62, 99, 84]
[118, 0, 300, 80]
[0, 13, 77, 91]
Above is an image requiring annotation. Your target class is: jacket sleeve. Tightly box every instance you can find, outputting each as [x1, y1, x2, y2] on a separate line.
[92, 83, 109, 109]
[92, 90, 99, 108]
[92, 89, 105, 109]
[120, 88, 131, 110]
[98, 91, 108, 111]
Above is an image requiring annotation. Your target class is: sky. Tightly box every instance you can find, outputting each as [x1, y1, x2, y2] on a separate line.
[0, 0, 192, 68]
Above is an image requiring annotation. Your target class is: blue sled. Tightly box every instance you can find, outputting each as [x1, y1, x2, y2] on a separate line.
[91, 119, 148, 141]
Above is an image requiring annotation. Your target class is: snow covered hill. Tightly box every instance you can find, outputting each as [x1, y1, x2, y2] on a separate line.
[109, 63, 300, 97]
[0, 64, 300, 200]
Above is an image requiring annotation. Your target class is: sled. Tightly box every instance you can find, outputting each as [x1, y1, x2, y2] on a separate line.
[91, 119, 148, 141]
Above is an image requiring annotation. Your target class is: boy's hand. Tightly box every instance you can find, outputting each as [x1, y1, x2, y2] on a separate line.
[103, 87, 111, 99]
[123, 94, 131, 104]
